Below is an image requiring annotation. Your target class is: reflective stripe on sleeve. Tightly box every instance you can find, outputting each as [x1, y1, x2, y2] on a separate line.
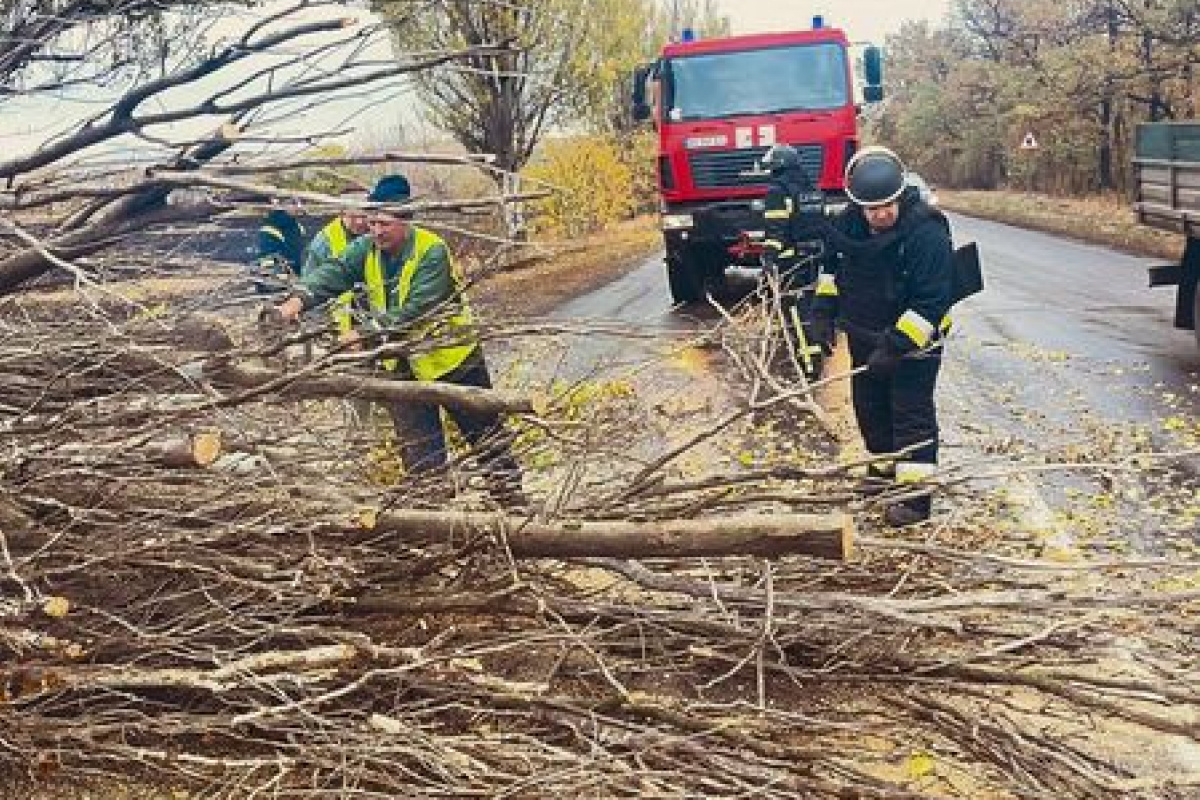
[896, 309, 935, 348]
[763, 239, 783, 251]
[778, 248, 795, 258]
[765, 197, 793, 219]
[260, 226, 286, 243]
[816, 273, 838, 297]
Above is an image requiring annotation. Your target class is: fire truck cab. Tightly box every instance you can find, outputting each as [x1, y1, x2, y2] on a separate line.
[633, 20, 883, 304]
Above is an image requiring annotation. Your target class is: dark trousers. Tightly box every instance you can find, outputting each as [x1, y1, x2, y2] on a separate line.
[847, 332, 941, 507]
[386, 352, 522, 495]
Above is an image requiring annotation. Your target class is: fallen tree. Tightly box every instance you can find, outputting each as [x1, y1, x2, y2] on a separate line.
[3, 289, 1198, 800]
[0, 6, 514, 294]
[2, 4, 1197, 799]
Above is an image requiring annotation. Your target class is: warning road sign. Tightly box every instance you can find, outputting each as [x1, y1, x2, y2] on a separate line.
[1020, 131, 1039, 150]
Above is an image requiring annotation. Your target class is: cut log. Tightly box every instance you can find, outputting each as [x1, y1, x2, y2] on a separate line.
[29, 430, 223, 469]
[368, 510, 854, 561]
[150, 431, 223, 468]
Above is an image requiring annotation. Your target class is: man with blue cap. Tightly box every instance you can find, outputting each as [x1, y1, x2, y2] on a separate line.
[276, 174, 525, 506]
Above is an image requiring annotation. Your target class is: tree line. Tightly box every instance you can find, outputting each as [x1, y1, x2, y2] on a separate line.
[872, 0, 1199, 196]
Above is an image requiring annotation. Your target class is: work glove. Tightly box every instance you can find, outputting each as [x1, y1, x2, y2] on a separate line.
[808, 314, 835, 355]
[866, 338, 900, 377]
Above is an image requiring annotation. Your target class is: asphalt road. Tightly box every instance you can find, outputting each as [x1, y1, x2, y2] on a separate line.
[950, 213, 1198, 413]
[551, 212, 1200, 553]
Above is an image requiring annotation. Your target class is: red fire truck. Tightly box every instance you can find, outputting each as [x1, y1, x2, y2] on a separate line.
[632, 20, 883, 304]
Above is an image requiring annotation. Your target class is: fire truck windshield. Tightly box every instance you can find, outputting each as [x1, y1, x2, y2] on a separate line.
[664, 42, 849, 120]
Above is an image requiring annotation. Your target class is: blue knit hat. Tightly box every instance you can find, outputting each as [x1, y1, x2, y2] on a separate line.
[368, 174, 411, 202]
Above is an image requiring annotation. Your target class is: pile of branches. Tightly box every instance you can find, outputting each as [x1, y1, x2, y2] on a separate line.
[2, 295, 1198, 799]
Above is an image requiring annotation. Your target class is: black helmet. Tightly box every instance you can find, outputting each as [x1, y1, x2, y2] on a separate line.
[845, 146, 906, 207]
[761, 143, 802, 173]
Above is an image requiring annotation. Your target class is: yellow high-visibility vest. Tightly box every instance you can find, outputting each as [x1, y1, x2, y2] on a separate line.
[315, 219, 359, 335]
[363, 228, 477, 381]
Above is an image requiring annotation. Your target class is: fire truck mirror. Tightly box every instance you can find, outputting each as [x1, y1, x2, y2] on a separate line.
[862, 46, 884, 95]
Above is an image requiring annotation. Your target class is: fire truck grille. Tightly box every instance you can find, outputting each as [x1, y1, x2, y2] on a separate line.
[687, 144, 824, 189]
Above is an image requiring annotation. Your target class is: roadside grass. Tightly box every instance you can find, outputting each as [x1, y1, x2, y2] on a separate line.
[471, 214, 661, 318]
[940, 189, 1186, 261]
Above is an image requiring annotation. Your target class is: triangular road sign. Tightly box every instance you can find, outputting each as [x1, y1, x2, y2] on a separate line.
[1020, 131, 1039, 150]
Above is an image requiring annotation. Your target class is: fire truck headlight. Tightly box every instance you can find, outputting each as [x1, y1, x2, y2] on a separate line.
[661, 213, 694, 231]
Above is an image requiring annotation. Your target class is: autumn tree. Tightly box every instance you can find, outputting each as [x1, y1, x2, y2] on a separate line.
[371, 0, 582, 182]
[873, 0, 1200, 195]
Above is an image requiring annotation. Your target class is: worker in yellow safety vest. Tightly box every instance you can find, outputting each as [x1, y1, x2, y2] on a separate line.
[276, 174, 525, 506]
[304, 190, 371, 336]
[252, 207, 305, 294]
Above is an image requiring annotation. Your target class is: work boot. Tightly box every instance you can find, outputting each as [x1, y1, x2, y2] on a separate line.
[882, 497, 931, 528]
[855, 463, 895, 497]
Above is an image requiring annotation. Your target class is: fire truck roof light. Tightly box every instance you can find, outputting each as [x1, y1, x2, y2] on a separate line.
[813, 15, 824, 29]
[681, 28, 695, 42]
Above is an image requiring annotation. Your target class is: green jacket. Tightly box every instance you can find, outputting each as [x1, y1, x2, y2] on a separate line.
[303, 217, 354, 276]
[295, 228, 453, 329]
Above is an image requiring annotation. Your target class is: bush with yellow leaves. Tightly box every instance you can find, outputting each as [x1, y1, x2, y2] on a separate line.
[522, 134, 638, 239]
[619, 130, 659, 215]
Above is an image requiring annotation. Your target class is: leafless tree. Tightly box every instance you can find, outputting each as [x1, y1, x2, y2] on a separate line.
[0, 1, 515, 294]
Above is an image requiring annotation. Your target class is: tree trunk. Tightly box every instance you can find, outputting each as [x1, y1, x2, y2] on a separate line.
[369, 509, 854, 561]
[209, 362, 532, 416]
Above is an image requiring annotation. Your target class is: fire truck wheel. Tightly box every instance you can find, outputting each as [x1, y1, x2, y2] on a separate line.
[1186, 237, 1200, 352]
[666, 255, 702, 304]
[1193, 280, 1199, 351]
[703, 251, 730, 301]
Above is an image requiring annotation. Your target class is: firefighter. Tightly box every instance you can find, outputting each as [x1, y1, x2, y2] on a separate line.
[252, 207, 306, 294]
[810, 146, 954, 527]
[759, 143, 828, 379]
[275, 174, 526, 506]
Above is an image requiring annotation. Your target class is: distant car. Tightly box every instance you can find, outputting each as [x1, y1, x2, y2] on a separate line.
[905, 172, 939, 206]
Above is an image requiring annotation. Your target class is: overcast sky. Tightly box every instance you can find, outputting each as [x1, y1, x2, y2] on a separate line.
[1, 1, 957, 160]
[710, 0, 954, 43]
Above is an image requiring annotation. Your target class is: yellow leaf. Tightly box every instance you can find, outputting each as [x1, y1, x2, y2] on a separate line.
[906, 750, 936, 780]
[351, 507, 378, 530]
[42, 596, 70, 618]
